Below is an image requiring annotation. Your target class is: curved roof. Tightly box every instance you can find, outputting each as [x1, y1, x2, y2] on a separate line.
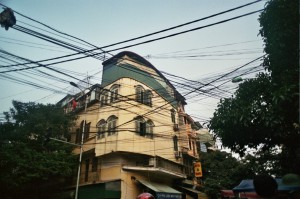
[103, 51, 154, 68]
[102, 51, 186, 103]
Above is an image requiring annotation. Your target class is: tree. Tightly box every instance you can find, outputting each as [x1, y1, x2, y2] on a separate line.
[200, 151, 255, 199]
[209, 0, 299, 174]
[258, 0, 299, 174]
[240, 148, 282, 177]
[0, 101, 77, 199]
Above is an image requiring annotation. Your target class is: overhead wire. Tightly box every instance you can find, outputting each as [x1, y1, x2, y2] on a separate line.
[0, 1, 261, 132]
[85, 55, 265, 134]
[0, 0, 264, 111]
[1, 4, 264, 70]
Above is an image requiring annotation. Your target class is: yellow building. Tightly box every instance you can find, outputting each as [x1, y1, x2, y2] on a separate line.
[60, 51, 205, 199]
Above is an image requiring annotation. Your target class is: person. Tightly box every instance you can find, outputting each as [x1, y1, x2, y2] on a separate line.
[137, 192, 155, 199]
[253, 174, 278, 198]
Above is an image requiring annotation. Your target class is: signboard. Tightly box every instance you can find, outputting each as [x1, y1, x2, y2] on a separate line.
[194, 162, 202, 177]
[156, 192, 182, 199]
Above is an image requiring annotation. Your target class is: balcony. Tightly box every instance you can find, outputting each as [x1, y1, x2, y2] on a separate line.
[123, 156, 186, 179]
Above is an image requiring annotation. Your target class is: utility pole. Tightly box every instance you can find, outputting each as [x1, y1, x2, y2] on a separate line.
[70, 81, 89, 199]
[0, 8, 16, 30]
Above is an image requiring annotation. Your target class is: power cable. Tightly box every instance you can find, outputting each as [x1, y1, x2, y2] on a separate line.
[2, 8, 264, 70]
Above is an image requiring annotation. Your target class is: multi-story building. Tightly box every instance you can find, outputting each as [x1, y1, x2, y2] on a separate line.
[59, 51, 206, 199]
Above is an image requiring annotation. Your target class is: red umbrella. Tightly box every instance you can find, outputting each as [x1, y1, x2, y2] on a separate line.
[137, 193, 155, 199]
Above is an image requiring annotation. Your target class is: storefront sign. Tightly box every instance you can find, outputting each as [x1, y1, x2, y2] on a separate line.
[156, 192, 182, 199]
[194, 162, 202, 177]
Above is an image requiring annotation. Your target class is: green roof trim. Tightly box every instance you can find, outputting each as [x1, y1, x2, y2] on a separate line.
[102, 62, 177, 107]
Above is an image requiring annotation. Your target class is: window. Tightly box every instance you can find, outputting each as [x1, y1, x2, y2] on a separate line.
[110, 84, 119, 103]
[173, 136, 178, 151]
[80, 120, 90, 141]
[85, 159, 89, 182]
[135, 116, 146, 136]
[95, 87, 101, 100]
[136, 85, 144, 103]
[192, 141, 196, 156]
[136, 85, 152, 106]
[75, 128, 81, 144]
[188, 138, 192, 150]
[171, 109, 176, 123]
[96, 119, 106, 139]
[100, 92, 108, 106]
[135, 117, 153, 138]
[144, 90, 152, 106]
[84, 122, 91, 141]
[92, 157, 98, 172]
[107, 115, 118, 136]
[146, 120, 154, 138]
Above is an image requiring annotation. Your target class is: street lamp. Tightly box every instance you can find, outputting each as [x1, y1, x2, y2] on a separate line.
[70, 81, 89, 199]
[231, 76, 244, 83]
[232, 76, 255, 83]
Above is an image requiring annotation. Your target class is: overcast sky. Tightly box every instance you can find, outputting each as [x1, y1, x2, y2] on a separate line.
[0, 0, 266, 124]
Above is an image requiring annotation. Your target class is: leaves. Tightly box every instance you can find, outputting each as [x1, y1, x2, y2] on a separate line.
[209, 0, 299, 174]
[0, 101, 77, 198]
[200, 151, 255, 199]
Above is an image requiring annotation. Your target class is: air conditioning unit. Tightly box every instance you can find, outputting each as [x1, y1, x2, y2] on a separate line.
[173, 124, 179, 131]
[174, 151, 182, 158]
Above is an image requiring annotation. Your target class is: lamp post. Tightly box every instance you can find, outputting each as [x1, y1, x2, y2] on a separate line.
[232, 76, 254, 83]
[70, 82, 89, 199]
[231, 76, 244, 83]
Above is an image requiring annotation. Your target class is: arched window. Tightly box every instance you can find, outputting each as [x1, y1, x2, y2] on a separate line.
[136, 85, 144, 103]
[135, 116, 146, 136]
[144, 90, 152, 106]
[100, 91, 108, 107]
[136, 85, 152, 106]
[107, 115, 118, 136]
[96, 119, 106, 139]
[146, 120, 154, 138]
[110, 84, 119, 103]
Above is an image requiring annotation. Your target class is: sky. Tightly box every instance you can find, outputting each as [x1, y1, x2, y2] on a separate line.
[0, 0, 266, 125]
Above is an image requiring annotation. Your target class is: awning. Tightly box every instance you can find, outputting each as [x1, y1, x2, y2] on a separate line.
[221, 190, 260, 199]
[123, 166, 186, 179]
[180, 186, 208, 199]
[220, 190, 235, 198]
[138, 179, 182, 199]
[63, 181, 121, 199]
[233, 179, 300, 192]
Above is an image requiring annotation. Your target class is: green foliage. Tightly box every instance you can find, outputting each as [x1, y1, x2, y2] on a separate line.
[210, 73, 281, 154]
[0, 101, 78, 199]
[200, 151, 255, 199]
[240, 148, 282, 176]
[201, 150, 283, 199]
[259, 0, 298, 85]
[209, 0, 299, 174]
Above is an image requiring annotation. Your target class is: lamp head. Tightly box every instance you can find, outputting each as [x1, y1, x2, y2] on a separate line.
[70, 82, 78, 88]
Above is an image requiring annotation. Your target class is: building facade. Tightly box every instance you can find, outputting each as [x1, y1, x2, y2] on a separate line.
[59, 51, 206, 199]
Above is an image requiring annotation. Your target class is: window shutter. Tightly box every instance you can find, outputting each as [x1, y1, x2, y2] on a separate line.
[140, 122, 146, 136]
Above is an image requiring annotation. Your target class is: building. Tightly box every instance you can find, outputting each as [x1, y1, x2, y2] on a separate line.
[59, 51, 207, 199]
